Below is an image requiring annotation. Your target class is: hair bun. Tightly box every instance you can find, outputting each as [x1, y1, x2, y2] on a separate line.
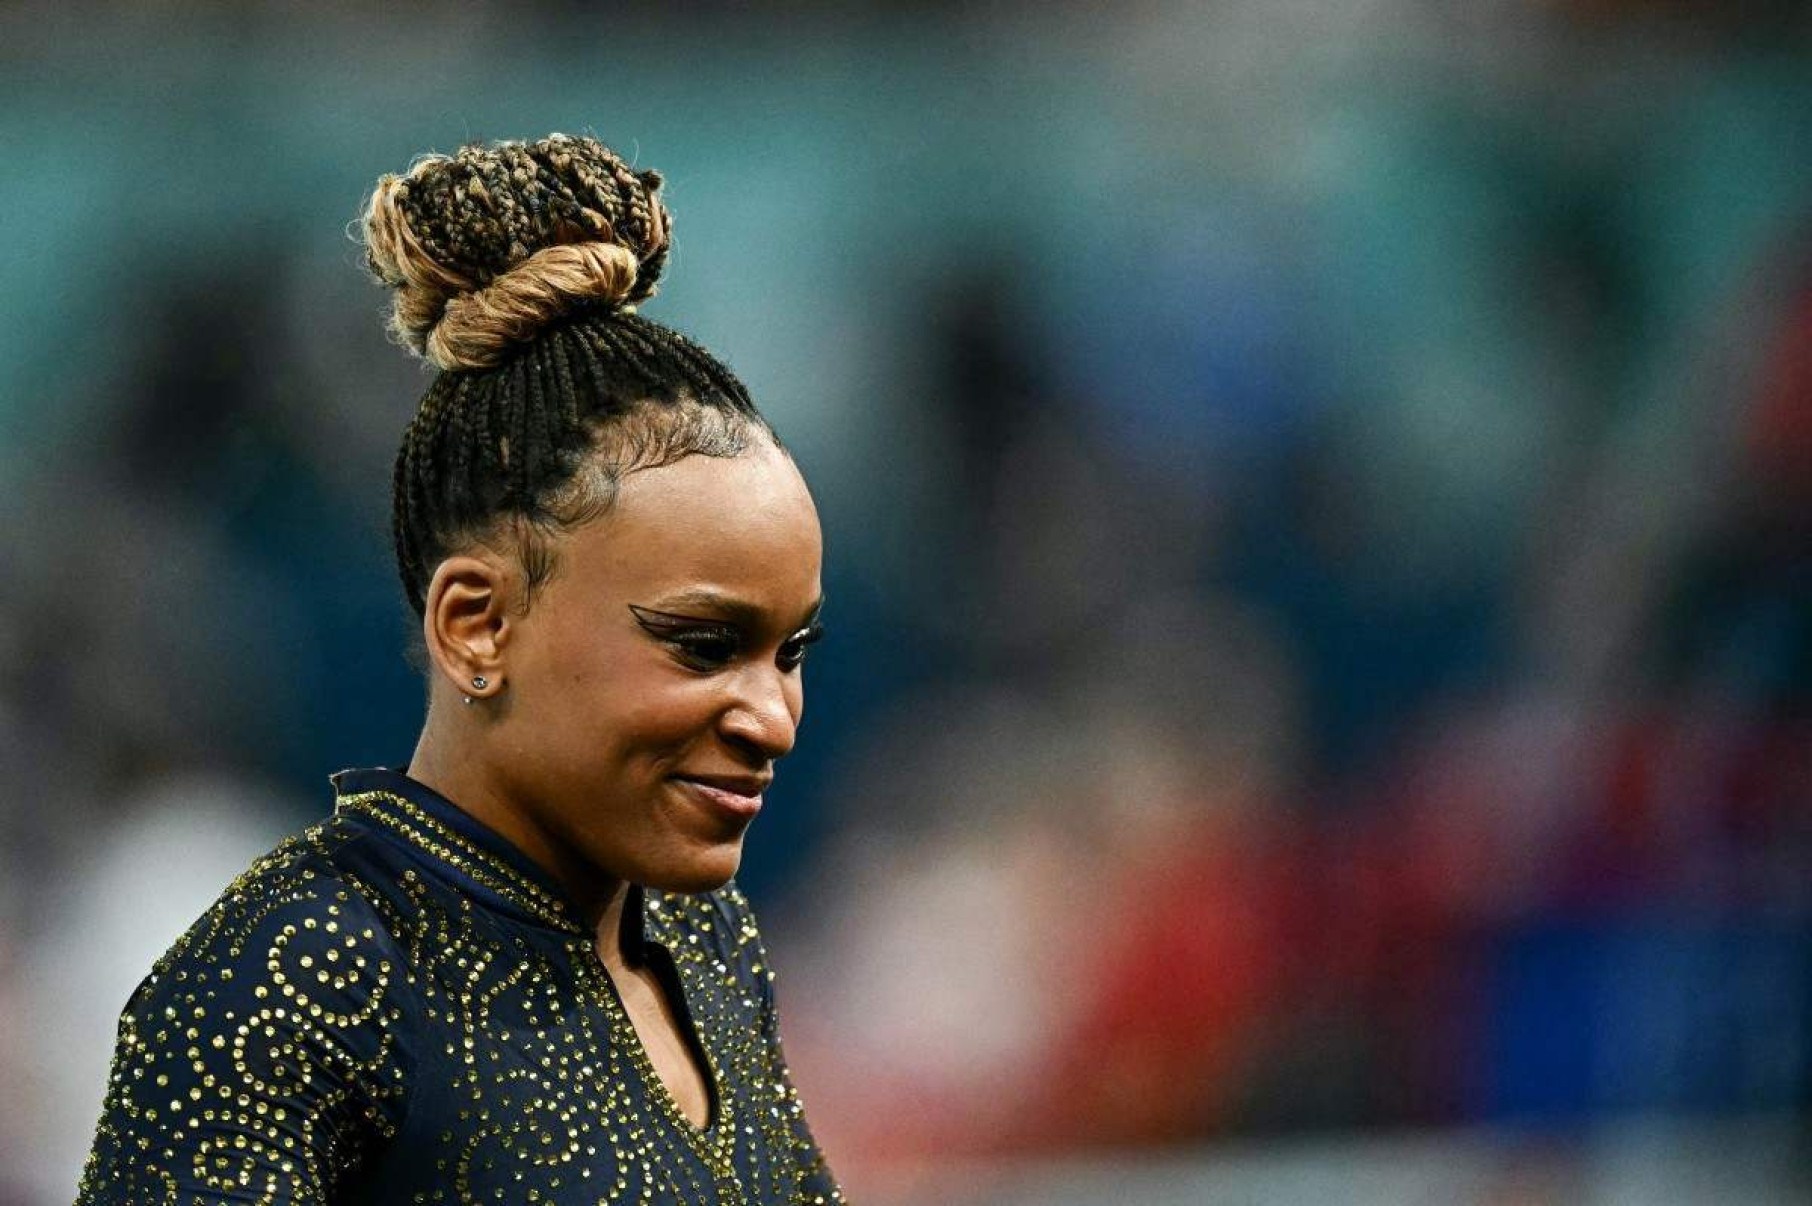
[360, 133, 672, 371]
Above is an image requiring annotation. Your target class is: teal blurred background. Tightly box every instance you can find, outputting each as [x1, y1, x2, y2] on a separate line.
[1, 3, 1809, 1203]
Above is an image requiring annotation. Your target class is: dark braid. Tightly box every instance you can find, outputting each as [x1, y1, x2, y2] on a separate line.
[387, 136, 666, 305]
[363, 135, 775, 620]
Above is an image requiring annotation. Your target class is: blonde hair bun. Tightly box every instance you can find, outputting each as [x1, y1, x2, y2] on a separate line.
[360, 133, 672, 371]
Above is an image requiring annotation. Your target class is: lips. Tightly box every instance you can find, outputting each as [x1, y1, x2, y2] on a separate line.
[671, 773, 767, 821]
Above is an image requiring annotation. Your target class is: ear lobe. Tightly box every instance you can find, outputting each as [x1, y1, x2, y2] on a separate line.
[422, 555, 512, 697]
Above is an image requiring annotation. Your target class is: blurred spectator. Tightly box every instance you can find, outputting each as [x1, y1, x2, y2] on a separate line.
[1, 3, 1809, 1203]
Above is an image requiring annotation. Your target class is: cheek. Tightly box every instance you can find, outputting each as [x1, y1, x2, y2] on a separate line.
[611, 678, 729, 751]
[517, 628, 725, 760]
[518, 651, 662, 752]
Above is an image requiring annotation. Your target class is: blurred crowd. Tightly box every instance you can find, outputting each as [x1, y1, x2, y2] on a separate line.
[1, 2, 1809, 1203]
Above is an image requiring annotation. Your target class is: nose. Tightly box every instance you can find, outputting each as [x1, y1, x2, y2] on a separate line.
[718, 667, 800, 762]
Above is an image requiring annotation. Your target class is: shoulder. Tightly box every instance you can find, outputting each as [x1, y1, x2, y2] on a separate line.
[81, 819, 420, 1202]
[117, 815, 422, 1092]
[147, 816, 408, 994]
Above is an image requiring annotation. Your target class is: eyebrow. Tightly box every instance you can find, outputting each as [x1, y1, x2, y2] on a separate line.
[636, 589, 824, 631]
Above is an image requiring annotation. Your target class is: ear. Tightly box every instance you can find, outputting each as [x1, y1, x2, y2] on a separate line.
[421, 554, 515, 700]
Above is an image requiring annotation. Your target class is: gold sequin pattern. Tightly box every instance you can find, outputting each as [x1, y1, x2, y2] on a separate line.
[76, 774, 845, 1205]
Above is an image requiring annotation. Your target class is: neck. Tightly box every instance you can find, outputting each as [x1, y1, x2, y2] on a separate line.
[408, 705, 632, 958]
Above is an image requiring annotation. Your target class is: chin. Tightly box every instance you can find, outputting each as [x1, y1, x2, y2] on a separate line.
[649, 844, 744, 895]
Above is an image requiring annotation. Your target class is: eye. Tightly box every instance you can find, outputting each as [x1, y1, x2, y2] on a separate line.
[629, 605, 744, 672]
[667, 628, 741, 671]
[778, 623, 825, 671]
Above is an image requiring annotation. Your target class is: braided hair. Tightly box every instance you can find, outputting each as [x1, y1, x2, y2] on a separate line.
[359, 134, 776, 618]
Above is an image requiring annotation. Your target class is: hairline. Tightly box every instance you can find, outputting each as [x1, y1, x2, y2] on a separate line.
[471, 423, 787, 618]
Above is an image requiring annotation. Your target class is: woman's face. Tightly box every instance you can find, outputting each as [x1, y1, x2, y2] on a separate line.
[487, 437, 823, 898]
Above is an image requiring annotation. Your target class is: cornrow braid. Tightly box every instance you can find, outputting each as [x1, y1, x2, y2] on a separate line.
[362, 135, 775, 620]
[364, 133, 670, 370]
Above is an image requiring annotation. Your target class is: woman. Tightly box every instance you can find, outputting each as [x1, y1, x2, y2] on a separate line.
[76, 134, 844, 1205]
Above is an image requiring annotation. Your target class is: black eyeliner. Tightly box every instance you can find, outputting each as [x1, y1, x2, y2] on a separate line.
[629, 603, 823, 671]
[628, 603, 735, 632]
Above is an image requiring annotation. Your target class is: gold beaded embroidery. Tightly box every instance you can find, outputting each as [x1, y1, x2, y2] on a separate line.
[333, 789, 579, 933]
[77, 783, 844, 1205]
[574, 938, 740, 1185]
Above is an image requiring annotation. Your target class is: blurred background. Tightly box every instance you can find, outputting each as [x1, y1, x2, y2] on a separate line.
[2, 2, 1809, 1203]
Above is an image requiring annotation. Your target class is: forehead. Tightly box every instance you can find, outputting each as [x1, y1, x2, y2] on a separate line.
[558, 444, 822, 605]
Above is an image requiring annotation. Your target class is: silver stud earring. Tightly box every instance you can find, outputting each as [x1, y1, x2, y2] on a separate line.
[472, 676, 488, 691]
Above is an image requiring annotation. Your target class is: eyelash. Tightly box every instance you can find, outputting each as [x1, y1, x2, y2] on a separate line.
[778, 623, 826, 669]
[633, 613, 825, 673]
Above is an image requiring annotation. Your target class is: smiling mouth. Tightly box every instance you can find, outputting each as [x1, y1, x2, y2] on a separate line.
[671, 774, 767, 822]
